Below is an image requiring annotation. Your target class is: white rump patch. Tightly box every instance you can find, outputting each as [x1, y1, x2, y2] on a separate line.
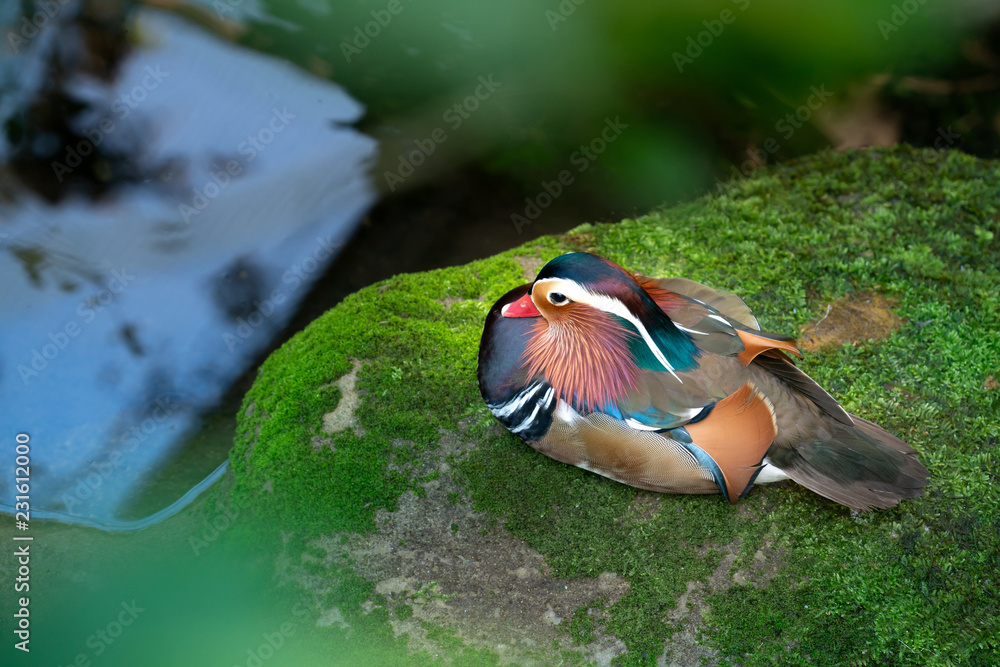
[754, 457, 790, 484]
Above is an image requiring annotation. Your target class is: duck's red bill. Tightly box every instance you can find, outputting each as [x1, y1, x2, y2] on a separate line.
[501, 293, 541, 318]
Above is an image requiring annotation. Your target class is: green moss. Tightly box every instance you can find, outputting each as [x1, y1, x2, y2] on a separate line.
[564, 599, 606, 645]
[419, 623, 501, 666]
[229, 236, 570, 544]
[232, 146, 1000, 665]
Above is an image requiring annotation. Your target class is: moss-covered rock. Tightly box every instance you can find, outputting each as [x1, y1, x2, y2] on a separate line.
[229, 146, 1000, 666]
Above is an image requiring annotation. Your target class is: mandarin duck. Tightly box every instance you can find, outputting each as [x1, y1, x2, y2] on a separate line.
[477, 252, 928, 510]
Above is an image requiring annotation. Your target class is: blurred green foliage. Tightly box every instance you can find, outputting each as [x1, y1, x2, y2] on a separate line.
[229, 0, 997, 210]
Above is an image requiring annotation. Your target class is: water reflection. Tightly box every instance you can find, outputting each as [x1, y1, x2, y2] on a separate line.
[0, 5, 376, 525]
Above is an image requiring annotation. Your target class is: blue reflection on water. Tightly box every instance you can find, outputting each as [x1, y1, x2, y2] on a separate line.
[0, 7, 377, 525]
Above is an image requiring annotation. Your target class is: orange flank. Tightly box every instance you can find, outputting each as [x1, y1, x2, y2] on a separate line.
[685, 383, 777, 501]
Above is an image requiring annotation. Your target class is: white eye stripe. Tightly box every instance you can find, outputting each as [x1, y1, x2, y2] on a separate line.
[533, 278, 681, 382]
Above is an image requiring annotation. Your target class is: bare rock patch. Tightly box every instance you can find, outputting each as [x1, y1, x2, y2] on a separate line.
[297, 429, 630, 665]
[798, 293, 902, 352]
[321, 358, 365, 435]
[659, 524, 786, 666]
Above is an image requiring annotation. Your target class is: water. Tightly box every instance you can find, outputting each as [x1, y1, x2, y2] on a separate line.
[2, 12, 380, 662]
[1, 5, 376, 525]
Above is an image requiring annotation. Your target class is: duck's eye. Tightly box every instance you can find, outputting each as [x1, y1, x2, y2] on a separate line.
[548, 292, 569, 305]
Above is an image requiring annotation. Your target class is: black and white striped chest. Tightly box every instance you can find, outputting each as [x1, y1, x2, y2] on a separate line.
[485, 380, 558, 442]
